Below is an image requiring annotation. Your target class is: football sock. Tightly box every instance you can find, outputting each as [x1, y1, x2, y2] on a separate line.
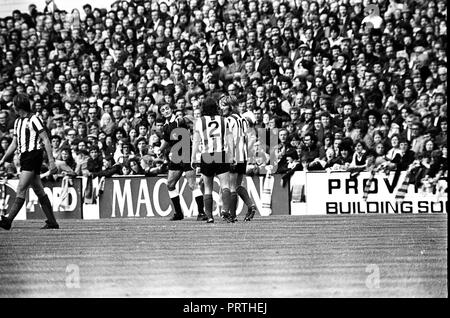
[222, 188, 231, 214]
[204, 194, 213, 219]
[193, 189, 204, 214]
[38, 195, 58, 225]
[169, 189, 182, 215]
[6, 197, 25, 222]
[230, 192, 238, 218]
[236, 185, 255, 208]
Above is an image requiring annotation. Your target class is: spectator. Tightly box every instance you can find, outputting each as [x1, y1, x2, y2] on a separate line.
[391, 139, 416, 171]
[301, 133, 320, 168]
[86, 146, 103, 177]
[0, 0, 446, 178]
[273, 128, 294, 174]
[93, 155, 122, 178]
[128, 157, 145, 175]
[74, 149, 90, 177]
[349, 140, 368, 172]
[99, 112, 117, 135]
[53, 147, 77, 179]
[0, 110, 10, 139]
[435, 118, 447, 146]
[121, 161, 131, 176]
[386, 134, 402, 161]
[280, 148, 303, 187]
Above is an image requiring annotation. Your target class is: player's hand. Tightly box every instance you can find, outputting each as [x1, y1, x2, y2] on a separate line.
[48, 161, 58, 175]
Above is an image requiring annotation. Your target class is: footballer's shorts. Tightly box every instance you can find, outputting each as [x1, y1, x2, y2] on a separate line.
[200, 152, 230, 177]
[168, 160, 193, 172]
[230, 161, 247, 174]
[20, 149, 44, 174]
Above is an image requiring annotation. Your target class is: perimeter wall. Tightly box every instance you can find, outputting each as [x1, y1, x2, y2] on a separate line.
[2, 172, 447, 220]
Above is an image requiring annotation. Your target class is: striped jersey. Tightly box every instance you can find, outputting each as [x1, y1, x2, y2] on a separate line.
[195, 115, 228, 154]
[14, 114, 46, 153]
[227, 113, 248, 162]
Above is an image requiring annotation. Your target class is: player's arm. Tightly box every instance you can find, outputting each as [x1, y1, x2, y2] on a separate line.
[39, 130, 57, 174]
[159, 125, 171, 157]
[225, 122, 235, 164]
[246, 128, 256, 159]
[159, 139, 169, 154]
[0, 136, 17, 165]
[191, 128, 201, 168]
[230, 117, 239, 146]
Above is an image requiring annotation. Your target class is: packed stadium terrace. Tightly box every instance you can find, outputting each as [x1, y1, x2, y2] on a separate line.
[0, 0, 447, 185]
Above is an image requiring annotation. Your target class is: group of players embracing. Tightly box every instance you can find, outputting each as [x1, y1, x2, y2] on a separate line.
[159, 95, 258, 224]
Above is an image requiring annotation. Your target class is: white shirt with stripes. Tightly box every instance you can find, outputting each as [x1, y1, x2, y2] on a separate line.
[195, 115, 228, 154]
[14, 114, 45, 154]
[227, 113, 249, 162]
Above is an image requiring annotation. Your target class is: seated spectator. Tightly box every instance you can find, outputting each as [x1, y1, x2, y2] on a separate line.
[336, 142, 353, 170]
[426, 146, 448, 182]
[321, 147, 344, 171]
[100, 112, 117, 135]
[121, 162, 132, 176]
[0, 0, 446, 178]
[349, 140, 368, 171]
[128, 157, 146, 175]
[280, 148, 303, 187]
[391, 138, 416, 171]
[435, 119, 447, 146]
[386, 134, 402, 161]
[75, 149, 90, 177]
[55, 147, 77, 178]
[300, 133, 320, 166]
[93, 155, 122, 178]
[86, 146, 103, 177]
[273, 128, 295, 174]
[135, 137, 149, 158]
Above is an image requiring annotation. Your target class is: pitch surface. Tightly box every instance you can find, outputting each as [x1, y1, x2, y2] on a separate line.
[0, 215, 447, 297]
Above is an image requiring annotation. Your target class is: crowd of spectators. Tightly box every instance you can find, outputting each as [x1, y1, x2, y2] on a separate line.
[0, 0, 447, 188]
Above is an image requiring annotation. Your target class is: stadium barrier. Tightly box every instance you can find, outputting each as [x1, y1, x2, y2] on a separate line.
[2, 172, 446, 220]
[291, 171, 448, 215]
[2, 178, 83, 220]
[2, 174, 289, 220]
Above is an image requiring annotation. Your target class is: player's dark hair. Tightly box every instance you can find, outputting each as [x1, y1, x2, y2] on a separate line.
[13, 93, 31, 112]
[202, 98, 219, 116]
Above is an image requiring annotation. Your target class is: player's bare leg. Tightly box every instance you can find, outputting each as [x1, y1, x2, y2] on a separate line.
[201, 175, 215, 223]
[217, 172, 231, 222]
[167, 169, 184, 220]
[235, 174, 257, 221]
[31, 174, 59, 228]
[0, 170, 34, 230]
[229, 172, 239, 222]
[185, 169, 207, 220]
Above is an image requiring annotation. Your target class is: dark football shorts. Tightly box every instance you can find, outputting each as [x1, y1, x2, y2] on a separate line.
[200, 152, 230, 177]
[20, 149, 43, 174]
[168, 161, 193, 172]
[230, 161, 247, 174]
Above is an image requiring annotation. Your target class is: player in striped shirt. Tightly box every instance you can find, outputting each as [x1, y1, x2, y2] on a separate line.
[0, 94, 59, 230]
[191, 98, 234, 223]
[159, 104, 207, 221]
[219, 95, 257, 222]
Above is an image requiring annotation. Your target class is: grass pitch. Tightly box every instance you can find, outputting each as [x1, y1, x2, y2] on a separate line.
[0, 214, 447, 297]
